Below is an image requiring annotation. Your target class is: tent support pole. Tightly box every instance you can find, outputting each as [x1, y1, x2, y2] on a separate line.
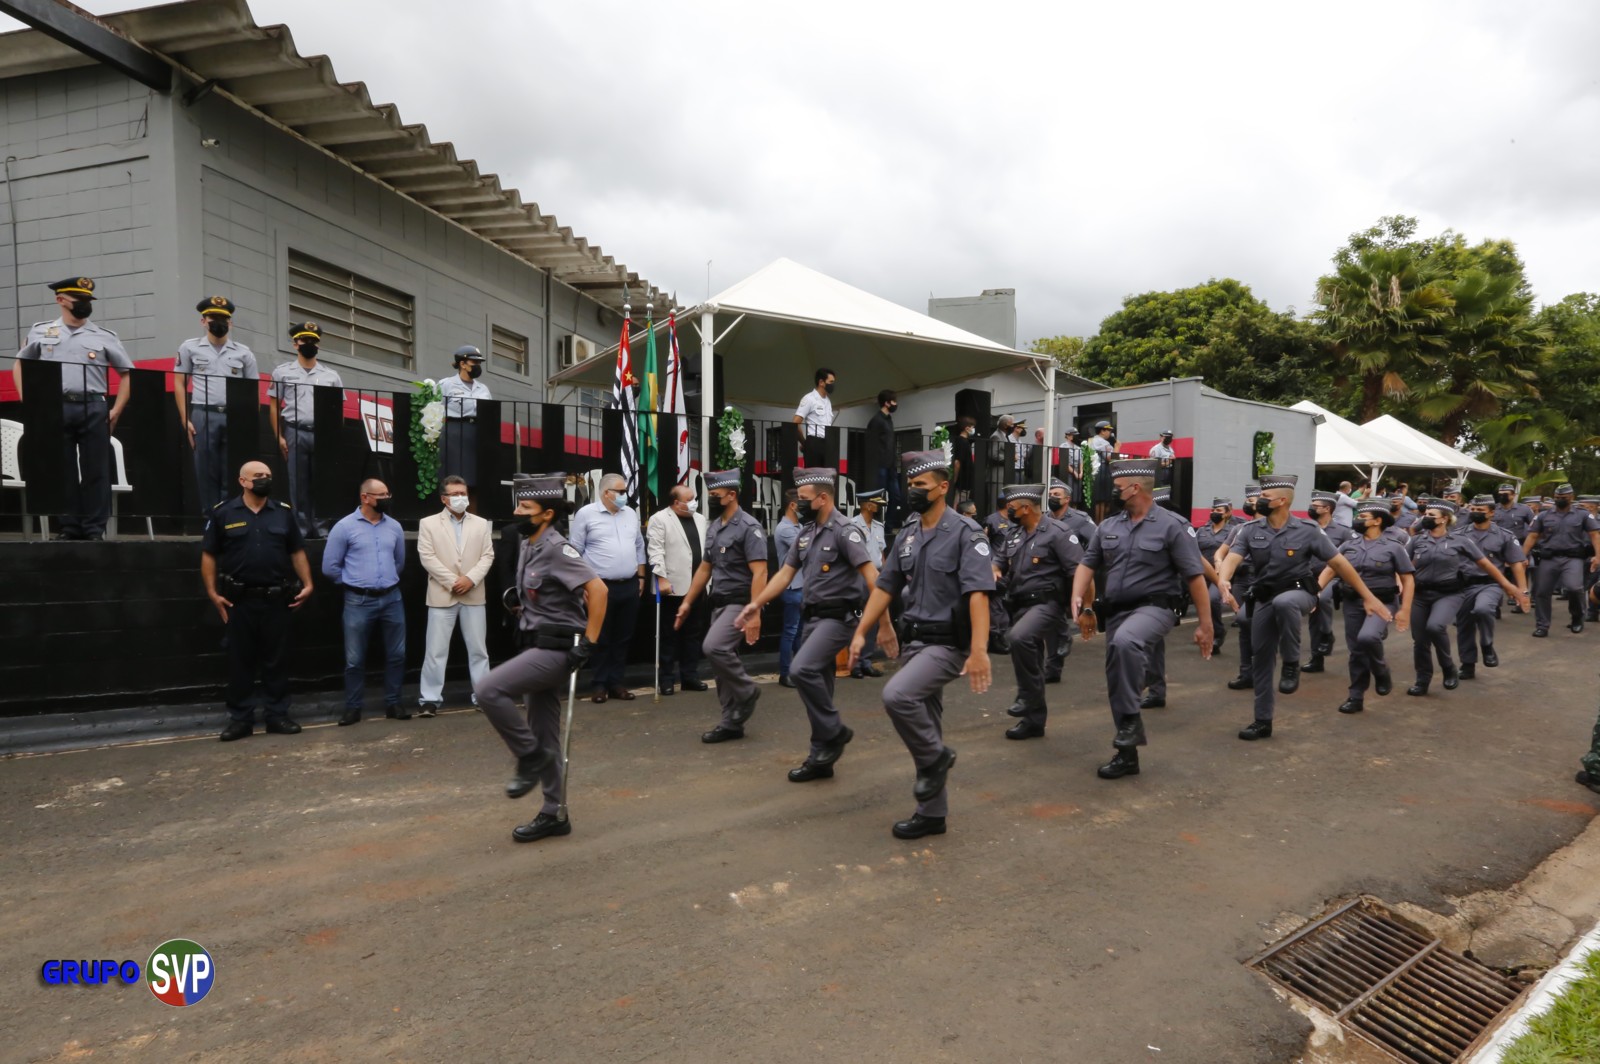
[1042, 360, 1057, 477]
[700, 309, 715, 474]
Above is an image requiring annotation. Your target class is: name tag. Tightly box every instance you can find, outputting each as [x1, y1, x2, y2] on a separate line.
[224, 521, 247, 530]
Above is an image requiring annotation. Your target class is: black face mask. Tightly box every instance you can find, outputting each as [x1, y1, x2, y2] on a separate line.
[249, 476, 273, 497]
[1556, 498, 1572, 509]
[298, 342, 319, 359]
[887, 403, 897, 414]
[1497, 493, 1511, 504]
[514, 517, 539, 538]
[823, 381, 835, 395]
[1252, 499, 1272, 516]
[796, 497, 816, 522]
[1469, 511, 1489, 524]
[1418, 516, 1438, 530]
[1212, 511, 1229, 523]
[1004, 506, 1018, 521]
[1048, 496, 1065, 512]
[906, 487, 936, 514]
[468, 364, 483, 379]
[371, 497, 390, 515]
[713, 493, 736, 511]
[206, 317, 229, 338]
[69, 299, 93, 319]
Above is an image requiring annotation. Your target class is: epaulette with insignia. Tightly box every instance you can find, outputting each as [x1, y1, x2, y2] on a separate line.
[279, 501, 291, 509]
[211, 499, 226, 510]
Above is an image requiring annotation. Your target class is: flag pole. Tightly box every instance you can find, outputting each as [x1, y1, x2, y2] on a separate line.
[653, 573, 662, 703]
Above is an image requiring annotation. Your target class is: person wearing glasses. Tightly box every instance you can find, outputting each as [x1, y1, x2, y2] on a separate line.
[323, 478, 409, 725]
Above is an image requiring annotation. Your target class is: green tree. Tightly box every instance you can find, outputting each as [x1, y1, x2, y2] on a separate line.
[1078, 278, 1276, 387]
[1189, 303, 1335, 409]
[1031, 334, 1086, 374]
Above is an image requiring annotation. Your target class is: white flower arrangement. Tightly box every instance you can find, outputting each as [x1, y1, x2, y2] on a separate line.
[420, 400, 445, 445]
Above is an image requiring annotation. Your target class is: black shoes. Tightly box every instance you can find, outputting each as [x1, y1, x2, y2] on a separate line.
[1278, 663, 1300, 694]
[219, 721, 252, 742]
[1005, 721, 1044, 740]
[1569, 619, 1585, 634]
[1458, 663, 1476, 681]
[730, 689, 760, 726]
[1238, 720, 1273, 741]
[512, 812, 572, 843]
[1482, 646, 1499, 667]
[658, 682, 676, 696]
[812, 725, 853, 766]
[1138, 694, 1166, 710]
[264, 718, 302, 735]
[913, 747, 957, 801]
[851, 663, 882, 679]
[1441, 666, 1460, 691]
[788, 761, 835, 782]
[338, 709, 361, 726]
[1374, 665, 1393, 696]
[1577, 771, 1600, 796]
[701, 726, 744, 744]
[1406, 681, 1429, 697]
[777, 674, 797, 688]
[417, 702, 440, 718]
[681, 679, 710, 692]
[1005, 699, 1031, 718]
[892, 813, 947, 840]
[385, 706, 412, 720]
[1097, 749, 1140, 779]
[1533, 628, 1549, 638]
[507, 748, 556, 798]
[1227, 672, 1253, 690]
[1338, 698, 1364, 714]
[1314, 637, 1334, 657]
[1113, 715, 1146, 749]
[1301, 654, 1325, 674]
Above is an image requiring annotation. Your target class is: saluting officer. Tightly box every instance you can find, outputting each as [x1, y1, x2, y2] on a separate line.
[850, 450, 994, 839]
[200, 460, 314, 741]
[736, 468, 883, 784]
[270, 322, 343, 539]
[475, 474, 608, 844]
[681, 469, 768, 744]
[1216, 474, 1390, 740]
[1071, 459, 1212, 781]
[997, 483, 1084, 739]
[11, 276, 134, 541]
[1320, 501, 1414, 715]
[176, 296, 258, 513]
[438, 345, 491, 504]
[1522, 484, 1600, 637]
[1458, 495, 1528, 677]
[1196, 497, 1242, 651]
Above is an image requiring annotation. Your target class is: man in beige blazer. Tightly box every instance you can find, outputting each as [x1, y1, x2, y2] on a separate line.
[417, 475, 495, 714]
[647, 484, 710, 695]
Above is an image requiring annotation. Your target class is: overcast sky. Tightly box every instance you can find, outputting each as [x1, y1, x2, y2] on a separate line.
[10, 1, 1600, 345]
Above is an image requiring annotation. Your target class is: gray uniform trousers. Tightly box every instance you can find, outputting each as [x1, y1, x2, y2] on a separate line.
[283, 421, 318, 538]
[191, 405, 230, 513]
[1533, 558, 1584, 629]
[791, 616, 857, 757]
[476, 647, 571, 816]
[1144, 637, 1167, 699]
[61, 399, 111, 538]
[1341, 600, 1390, 699]
[1008, 601, 1062, 727]
[882, 643, 966, 818]
[1411, 589, 1465, 684]
[1205, 583, 1228, 648]
[1456, 583, 1502, 665]
[1248, 589, 1316, 721]
[1103, 605, 1176, 743]
[1310, 583, 1337, 654]
[703, 604, 758, 730]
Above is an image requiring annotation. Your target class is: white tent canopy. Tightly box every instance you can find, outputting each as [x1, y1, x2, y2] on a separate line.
[1291, 400, 1446, 486]
[1360, 414, 1511, 482]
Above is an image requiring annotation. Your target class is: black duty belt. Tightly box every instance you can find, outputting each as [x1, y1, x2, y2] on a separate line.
[1539, 548, 1586, 558]
[1349, 587, 1399, 605]
[897, 620, 961, 647]
[1248, 577, 1317, 605]
[1417, 579, 1467, 595]
[532, 626, 580, 650]
[447, 416, 477, 424]
[802, 602, 861, 622]
[1094, 594, 1181, 632]
[1466, 575, 1497, 587]
[345, 584, 399, 598]
[62, 391, 105, 401]
[223, 580, 296, 600]
[710, 591, 750, 609]
[1004, 586, 1063, 611]
[283, 420, 310, 429]
[196, 403, 227, 412]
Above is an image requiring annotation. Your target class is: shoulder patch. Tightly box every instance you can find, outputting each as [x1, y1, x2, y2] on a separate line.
[974, 541, 991, 557]
[1186, 526, 1197, 537]
[1070, 534, 1080, 544]
[562, 544, 581, 559]
[848, 530, 862, 543]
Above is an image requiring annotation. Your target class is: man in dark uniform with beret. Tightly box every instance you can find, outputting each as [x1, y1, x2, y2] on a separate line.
[11, 277, 135, 540]
[270, 322, 344, 538]
[201, 460, 315, 741]
[997, 483, 1083, 739]
[175, 296, 258, 512]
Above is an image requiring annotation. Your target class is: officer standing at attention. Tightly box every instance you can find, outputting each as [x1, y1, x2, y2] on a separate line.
[437, 345, 491, 509]
[850, 450, 993, 839]
[735, 467, 885, 784]
[793, 367, 835, 470]
[1087, 420, 1117, 520]
[270, 322, 343, 539]
[1196, 498, 1242, 652]
[1457, 495, 1528, 678]
[1148, 430, 1176, 487]
[1318, 501, 1413, 715]
[475, 474, 608, 844]
[1216, 474, 1390, 741]
[997, 483, 1083, 740]
[201, 460, 315, 740]
[11, 277, 135, 541]
[679, 469, 768, 744]
[175, 296, 258, 513]
[849, 486, 889, 677]
[1071, 460, 1212, 780]
[1521, 484, 1600, 637]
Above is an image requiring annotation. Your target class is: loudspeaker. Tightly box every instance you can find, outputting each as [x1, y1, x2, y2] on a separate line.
[955, 388, 992, 433]
[682, 352, 725, 419]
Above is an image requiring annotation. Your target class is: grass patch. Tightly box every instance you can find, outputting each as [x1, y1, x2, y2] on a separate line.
[1500, 949, 1600, 1064]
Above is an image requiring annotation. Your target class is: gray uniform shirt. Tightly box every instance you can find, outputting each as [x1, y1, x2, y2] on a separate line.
[783, 509, 873, 608]
[1002, 517, 1084, 597]
[1224, 519, 1259, 586]
[439, 374, 492, 418]
[1336, 535, 1414, 592]
[1528, 506, 1600, 552]
[1463, 521, 1526, 572]
[176, 336, 258, 405]
[1491, 503, 1534, 540]
[879, 510, 995, 626]
[271, 359, 344, 425]
[1083, 506, 1205, 602]
[849, 513, 887, 567]
[1407, 531, 1486, 587]
[16, 317, 134, 394]
[1055, 507, 1098, 543]
[517, 528, 597, 634]
[707, 508, 766, 599]
[1195, 517, 1242, 562]
[1240, 517, 1337, 588]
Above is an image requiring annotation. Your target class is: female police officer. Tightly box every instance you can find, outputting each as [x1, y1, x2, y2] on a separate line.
[1318, 501, 1414, 715]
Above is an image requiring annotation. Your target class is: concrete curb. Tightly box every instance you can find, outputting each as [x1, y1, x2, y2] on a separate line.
[1467, 918, 1600, 1062]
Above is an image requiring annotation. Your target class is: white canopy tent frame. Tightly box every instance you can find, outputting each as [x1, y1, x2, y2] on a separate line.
[1290, 400, 1450, 491]
[1360, 414, 1513, 489]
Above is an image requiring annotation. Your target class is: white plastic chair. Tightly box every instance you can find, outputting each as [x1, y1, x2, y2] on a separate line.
[0, 418, 43, 538]
[105, 435, 154, 540]
[838, 476, 858, 518]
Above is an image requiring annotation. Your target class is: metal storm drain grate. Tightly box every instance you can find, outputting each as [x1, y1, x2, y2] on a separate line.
[1247, 898, 1524, 1063]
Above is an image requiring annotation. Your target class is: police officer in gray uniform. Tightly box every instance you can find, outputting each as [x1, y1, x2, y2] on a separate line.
[680, 469, 768, 743]
[1458, 495, 1528, 676]
[851, 450, 993, 839]
[1492, 483, 1534, 539]
[997, 483, 1084, 739]
[1217, 484, 1262, 689]
[1522, 484, 1600, 636]
[437, 345, 491, 497]
[1217, 474, 1390, 740]
[1072, 460, 1212, 780]
[736, 467, 882, 782]
[1320, 501, 1414, 714]
[1043, 477, 1094, 680]
[1196, 497, 1242, 651]
[270, 322, 344, 538]
[176, 296, 259, 512]
[475, 474, 608, 843]
[11, 276, 135, 540]
[1303, 490, 1358, 674]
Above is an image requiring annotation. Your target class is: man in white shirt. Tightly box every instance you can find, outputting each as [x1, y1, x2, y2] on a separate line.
[794, 366, 836, 469]
[1333, 481, 1359, 528]
[1149, 430, 1176, 487]
[647, 485, 710, 695]
[416, 476, 496, 714]
[569, 473, 648, 702]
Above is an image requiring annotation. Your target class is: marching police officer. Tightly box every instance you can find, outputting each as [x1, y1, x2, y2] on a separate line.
[176, 296, 258, 513]
[1043, 477, 1094, 681]
[1196, 497, 1242, 651]
[1522, 484, 1600, 637]
[1217, 482, 1262, 690]
[1319, 500, 1414, 714]
[11, 276, 135, 540]
[850, 450, 994, 839]
[200, 460, 314, 741]
[984, 486, 1014, 552]
[680, 469, 768, 743]
[1216, 474, 1390, 740]
[736, 468, 882, 784]
[1458, 495, 1528, 676]
[1492, 483, 1534, 539]
[1303, 490, 1358, 674]
[997, 483, 1083, 739]
[270, 322, 343, 539]
[438, 345, 491, 503]
[1071, 459, 1212, 780]
[475, 474, 608, 844]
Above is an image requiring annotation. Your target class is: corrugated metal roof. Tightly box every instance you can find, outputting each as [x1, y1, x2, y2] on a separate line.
[0, 0, 663, 310]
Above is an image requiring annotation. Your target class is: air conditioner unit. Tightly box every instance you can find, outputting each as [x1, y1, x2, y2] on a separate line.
[558, 334, 596, 368]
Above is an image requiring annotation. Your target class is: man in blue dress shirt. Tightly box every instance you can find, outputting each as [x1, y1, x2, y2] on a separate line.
[568, 472, 647, 702]
[323, 478, 409, 725]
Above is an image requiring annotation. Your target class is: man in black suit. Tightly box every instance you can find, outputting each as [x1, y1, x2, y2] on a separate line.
[865, 389, 901, 530]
